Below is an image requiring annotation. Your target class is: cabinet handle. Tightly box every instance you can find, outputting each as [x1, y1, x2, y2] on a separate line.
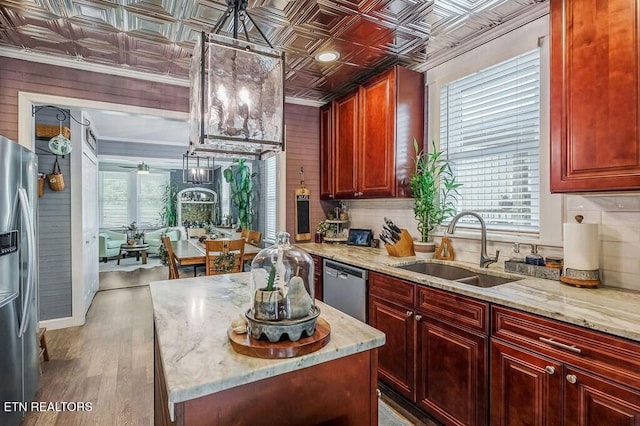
[406, 311, 413, 317]
[539, 337, 582, 354]
[415, 314, 422, 322]
[329, 194, 334, 199]
[545, 366, 555, 375]
[566, 374, 577, 384]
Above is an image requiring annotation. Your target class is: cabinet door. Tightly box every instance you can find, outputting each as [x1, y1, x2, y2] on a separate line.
[359, 68, 396, 197]
[564, 367, 640, 426]
[311, 255, 323, 301]
[319, 103, 334, 200]
[333, 91, 359, 199]
[490, 340, 563, 426]
[417, 316, 488, 426]
[551, 0, 640, 191]
[369, 296, 415, 401]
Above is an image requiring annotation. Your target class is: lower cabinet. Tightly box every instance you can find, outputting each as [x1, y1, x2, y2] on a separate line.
[491, 306, 640, 426]
[311, 255, 323, 301]
[369, 272, 488, 425]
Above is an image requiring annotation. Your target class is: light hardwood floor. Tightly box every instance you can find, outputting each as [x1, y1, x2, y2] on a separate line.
[24, 287, 154, 426]
[24, 282, 431, 426]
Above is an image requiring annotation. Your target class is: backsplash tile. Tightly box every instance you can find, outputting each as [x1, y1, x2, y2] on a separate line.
[342, 194, 640, 291]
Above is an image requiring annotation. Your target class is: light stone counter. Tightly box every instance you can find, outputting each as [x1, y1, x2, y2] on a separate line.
[150, 273, 385, 421]
[299, 243, 640, 342]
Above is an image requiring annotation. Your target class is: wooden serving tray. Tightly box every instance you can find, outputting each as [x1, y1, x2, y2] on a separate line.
[228, 317, 331, 359]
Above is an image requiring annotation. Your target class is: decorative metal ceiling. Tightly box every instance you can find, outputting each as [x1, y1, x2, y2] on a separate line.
[0, 0, 547, 103]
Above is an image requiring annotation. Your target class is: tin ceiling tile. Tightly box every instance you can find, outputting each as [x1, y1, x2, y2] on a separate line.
[0, 0, 548, 102]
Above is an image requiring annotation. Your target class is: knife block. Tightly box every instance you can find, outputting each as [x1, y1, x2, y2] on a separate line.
[384, 229, 415, 257]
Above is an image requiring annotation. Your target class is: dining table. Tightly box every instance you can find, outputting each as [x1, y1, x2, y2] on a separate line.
[172, 239, 261, 268]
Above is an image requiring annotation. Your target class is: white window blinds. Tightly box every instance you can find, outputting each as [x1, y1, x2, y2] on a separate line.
[138, 173, 168, 227]
[265, 156, 277, 243]
[100, 171, 129, 228]
[440, 48, 541, 233]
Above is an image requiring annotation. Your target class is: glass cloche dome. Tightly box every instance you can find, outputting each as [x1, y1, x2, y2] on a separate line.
[247, 232, 318, 342]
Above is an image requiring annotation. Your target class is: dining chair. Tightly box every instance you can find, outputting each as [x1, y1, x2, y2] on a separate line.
[240, 228, 249, 240]
[247, 230, 263, 247]
[162, 235, 180, 280]
[187, 228, 206, 239]
[205, 239, 245, 275]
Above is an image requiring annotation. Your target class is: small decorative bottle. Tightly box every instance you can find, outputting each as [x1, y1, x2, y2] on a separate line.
[525, 244, 545, 266]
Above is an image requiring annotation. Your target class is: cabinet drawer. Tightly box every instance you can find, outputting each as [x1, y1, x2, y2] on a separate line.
[417, 286, 488, 335]
[369, 272, 414, 307]
[492, 306, 640, 389]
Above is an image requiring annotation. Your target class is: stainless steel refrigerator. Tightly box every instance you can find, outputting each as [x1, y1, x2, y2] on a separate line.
[0, 135, 39, 425]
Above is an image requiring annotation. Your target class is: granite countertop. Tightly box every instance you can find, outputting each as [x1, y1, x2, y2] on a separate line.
[150, 273, 385, 420]
[298, 243, 640, 343]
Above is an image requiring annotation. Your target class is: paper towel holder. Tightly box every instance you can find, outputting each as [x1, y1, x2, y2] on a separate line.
[560, 215, 601, 288]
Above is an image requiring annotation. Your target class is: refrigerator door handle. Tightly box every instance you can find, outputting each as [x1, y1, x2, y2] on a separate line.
[17, 188, 36, 338]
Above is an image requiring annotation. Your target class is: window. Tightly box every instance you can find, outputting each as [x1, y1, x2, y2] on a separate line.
[440, 49, 541, 233]
[99, 171, 169, 228]
[264, 156, 277, 243]
[100, 171, 129, 228]
[138, 174, 167, 227]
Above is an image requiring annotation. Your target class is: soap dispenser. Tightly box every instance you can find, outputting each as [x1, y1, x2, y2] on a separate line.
[525, 244, 544, 266]
[509, 242, 524, 263]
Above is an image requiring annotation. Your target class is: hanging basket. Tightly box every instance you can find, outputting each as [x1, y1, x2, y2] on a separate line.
[47, 158, 65, 191]
[36, 124, 70, 139]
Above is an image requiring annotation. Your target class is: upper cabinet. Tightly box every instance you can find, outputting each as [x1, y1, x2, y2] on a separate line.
[551, 0, 640, 192]
[320, 65, 424, 200]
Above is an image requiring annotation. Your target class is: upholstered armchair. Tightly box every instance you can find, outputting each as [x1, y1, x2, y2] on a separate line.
[99, 230, 127, 262]
[145, 226, 187, 255]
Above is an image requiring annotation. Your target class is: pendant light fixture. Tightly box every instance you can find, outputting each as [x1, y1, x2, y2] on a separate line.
[188, 0, 285, 160]
[183, 152, 214, 185]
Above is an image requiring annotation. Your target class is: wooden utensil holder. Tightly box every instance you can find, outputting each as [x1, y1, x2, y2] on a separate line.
[384, 229, 415, 257]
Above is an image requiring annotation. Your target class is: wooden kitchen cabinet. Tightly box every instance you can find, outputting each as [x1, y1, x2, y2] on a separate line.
[369, 272, 489, 425]
[319, 103, 334, 200]
[415, 286, 489, 426]
[369, 296, 415, 401]
[550, 0, 640, 191]
[490, 340, 563, 425]
[311, 254, 323, 301]
[320, 65, 424, 199]
[333, 91, 360, 199]
[491, 306, 640, 425]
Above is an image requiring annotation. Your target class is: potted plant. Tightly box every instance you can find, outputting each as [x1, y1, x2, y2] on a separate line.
[315, 220, 330, 242]
[410, 139, 461, 257]
[159, 183, 177, 227]
[223, 159, 256, 230]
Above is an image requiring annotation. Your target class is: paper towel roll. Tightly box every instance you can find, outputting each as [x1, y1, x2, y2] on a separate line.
[563, 222, 599, 271]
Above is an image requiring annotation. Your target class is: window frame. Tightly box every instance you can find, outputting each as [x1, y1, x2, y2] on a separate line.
[425, 16, 562, 246]
[99, 170, 170, 229]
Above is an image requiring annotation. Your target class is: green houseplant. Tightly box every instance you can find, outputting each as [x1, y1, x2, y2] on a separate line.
[410, 139, 461, 255]
[159, 183, 178, 227]
[223, 159, 256, 230]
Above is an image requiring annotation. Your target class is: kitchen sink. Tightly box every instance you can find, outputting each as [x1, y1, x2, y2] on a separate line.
[394, 262, 520, 288]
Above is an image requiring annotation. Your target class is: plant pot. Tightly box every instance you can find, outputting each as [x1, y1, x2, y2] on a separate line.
[315, 233, 324, 243]
[253, 288, 284, 320]
[414, 241, 436, 259]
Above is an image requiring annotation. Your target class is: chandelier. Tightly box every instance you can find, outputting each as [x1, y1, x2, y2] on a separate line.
[183, 153, 214, 185]
[188, 0, 285, 160]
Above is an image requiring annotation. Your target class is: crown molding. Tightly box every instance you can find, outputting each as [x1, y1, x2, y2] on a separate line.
[0, 46, 190, 87]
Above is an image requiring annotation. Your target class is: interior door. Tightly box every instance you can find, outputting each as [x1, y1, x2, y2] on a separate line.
[82, 146, 99, 315]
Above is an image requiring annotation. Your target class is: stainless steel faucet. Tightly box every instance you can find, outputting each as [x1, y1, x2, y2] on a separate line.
[446, 211, 500, 268]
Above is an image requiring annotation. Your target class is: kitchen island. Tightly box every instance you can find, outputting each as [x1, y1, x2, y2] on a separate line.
[150, 273, 385, 426]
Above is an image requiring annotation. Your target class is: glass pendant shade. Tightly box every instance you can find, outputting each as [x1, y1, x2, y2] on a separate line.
[189, 32, 284, 159]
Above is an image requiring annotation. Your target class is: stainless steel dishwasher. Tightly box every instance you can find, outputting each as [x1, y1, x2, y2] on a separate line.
[323, 259, 368, 322]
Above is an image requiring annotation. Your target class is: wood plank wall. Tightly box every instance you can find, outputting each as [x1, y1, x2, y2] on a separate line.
[284, 103, 321, 242]
[0, 57, 189, 140]
[0, 57, 320, 292]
